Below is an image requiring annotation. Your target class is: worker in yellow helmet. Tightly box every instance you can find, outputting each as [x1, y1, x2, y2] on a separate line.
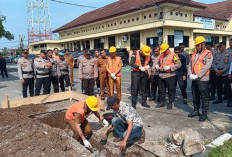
[188, 36, 213, 122]
[155, 43, 181, 110]
[130, 45, 152, 109]
[106, 46, 123, 100]
[65, 96, 109, 149]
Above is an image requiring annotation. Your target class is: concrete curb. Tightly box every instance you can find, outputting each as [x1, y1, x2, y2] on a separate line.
[193, 131, 232, 157]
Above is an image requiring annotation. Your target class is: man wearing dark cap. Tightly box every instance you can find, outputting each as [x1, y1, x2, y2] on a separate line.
[102, 95, 145, 150]
[212, 42, 232, 107]
[79, 50, 98, 96]
[17, 49, 35, 98]
[34, 50, 53, 96]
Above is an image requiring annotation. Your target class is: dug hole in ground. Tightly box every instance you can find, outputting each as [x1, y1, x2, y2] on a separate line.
[0, 99, 231, 157]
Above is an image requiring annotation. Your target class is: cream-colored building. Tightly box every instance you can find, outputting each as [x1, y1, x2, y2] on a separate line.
[29, 0, 232, 54]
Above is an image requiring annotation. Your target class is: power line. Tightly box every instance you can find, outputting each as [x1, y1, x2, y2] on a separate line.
[50, 0, 98, 9]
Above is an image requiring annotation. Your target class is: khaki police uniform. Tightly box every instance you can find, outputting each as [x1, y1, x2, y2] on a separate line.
[79, 57, 98, 96]
[34, 57, 51, 96]
[49, 56, 61, 93]
[212, 50, 232, 105]
[78, 55, 85, 93]
[58, 58, 71, 92]
[94, 56, 100, 91]
[18, 57, 35, 98]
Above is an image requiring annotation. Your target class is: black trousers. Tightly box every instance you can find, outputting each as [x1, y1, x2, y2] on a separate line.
[22, 78, 34, 98]
[176, 75, 187, 99]
[216, 75, 231, 103]
[158, 76, 177, 103]
[131, 71, 148, 105]
[51, 76, 59, 93]
[59, 74, 71, 92]
[209, 70, 216, 96]
[191, 81, 209, 113]
[147, 79, 151, 97]
[35, 77, 51, 96]
[150, 75, 159, 98]
[83, 78, 95, 96]
[96, 76, 100, 88]
[1, 68, 8, 78]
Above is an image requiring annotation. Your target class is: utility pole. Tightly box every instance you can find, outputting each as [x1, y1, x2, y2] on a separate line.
[19, 35, 25, 51]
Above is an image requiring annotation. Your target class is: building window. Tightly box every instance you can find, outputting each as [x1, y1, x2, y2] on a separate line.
[149, 14, 152, 18]
[144, 15, 146, 19]
[146, 37, 159, 48]
[170, 12, 173, 15]
[168, 35, 174, 48]
[222, 36, 227, 43]
[93, 28, 94, 30]
[136, 17, 139, 21]
[111, 23, 113, 26]
[108, 24, 110, 27]
[175, 12, 178, 16]
[108, 36, 116, 47]
[128, 19, 130, 23]
[85, 40, 90, 49]
[183, 36, 189, 47]
[211, 36, 219, 45]
[102, 25, 104, 28]
[114, 23, 116, 26]
[130, 31, 140, 50]
[132, 18, 134, 22]
[180, 13, 183, 16]
[70, 43, 73, 51]
[124, 20, 126, 23]
[96, 27, 97, 30]
[160, 12, 163, 19]
[185, 14, 188, 17]
[99, 26, 100, 29]
[154, 13, 157, 17]
[94, 38, 104, 49]
[34, 45, 38, 49]
[120, 21, 122, 24]
[40, 44, 47, 48]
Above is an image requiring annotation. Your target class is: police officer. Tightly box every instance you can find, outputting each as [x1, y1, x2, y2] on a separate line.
[174, 46, 187, 104]
[206, 42, 217, 101]
[227, 38, 232, 53]
[18, 49, 35, 98]
[130, 46, 152, 109]
[78, 50, 85, 93]
[149, 46, 160, 101]
[212, 42, 232, 106]
[47, 49, 61, 93]
[156, 43, 181, 110]
[79, 50, 98, 96]
[188, 36, 213, 122]
[53, 48, 59, 59]
[34, 50, 52, 96]
[58, 52, 72, 92]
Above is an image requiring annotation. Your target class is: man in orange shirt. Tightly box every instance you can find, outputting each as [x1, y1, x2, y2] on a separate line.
[65, 96, 109, 149]
[106, 46, 122, 100]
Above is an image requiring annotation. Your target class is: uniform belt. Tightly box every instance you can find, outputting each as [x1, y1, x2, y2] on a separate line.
[61, 69, 69, 72]
[36, 72, 50, 76]
[22, 71, 34, 74]
[160, 71, 168, 73]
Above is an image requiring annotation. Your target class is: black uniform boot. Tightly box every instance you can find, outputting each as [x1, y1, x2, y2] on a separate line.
[156, 102, 165, 108]
[199, 112, 208, 122]
[132, 103, 136, 109]
[213, 100, 223, 104]
[167, 102, 173, 110]
[149, 96, 156, 101]
[209, 95, 215, 101]
[142, 102, 150, 108]
[188, 110, 200, 117]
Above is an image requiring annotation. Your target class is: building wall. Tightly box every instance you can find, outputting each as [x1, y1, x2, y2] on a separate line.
[29, 43, 63, 55]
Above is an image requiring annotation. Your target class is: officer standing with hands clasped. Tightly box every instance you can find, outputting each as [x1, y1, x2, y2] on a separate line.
[188, 36, 213, 122]
[212, 42, 232, 107]
[130, 45, 152, 109]
[156, 43, 181, 110]
[18, 49, 35, 98]
[34, 50, 52, 96]
[47, 49, 61, 93]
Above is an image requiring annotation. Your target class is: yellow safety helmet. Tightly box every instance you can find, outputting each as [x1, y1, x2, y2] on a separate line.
[109, 46, 117, 53]
[141, 45, 151, 56]
[86, 96, 99, 111]
[194, 36, 205, 46]
[160, 43, 169, 53]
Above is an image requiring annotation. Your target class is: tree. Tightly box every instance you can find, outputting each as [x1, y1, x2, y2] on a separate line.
[0, 15, 14, 40]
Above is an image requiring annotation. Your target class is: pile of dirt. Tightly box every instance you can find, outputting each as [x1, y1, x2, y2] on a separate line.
[0, 104, 92, 157]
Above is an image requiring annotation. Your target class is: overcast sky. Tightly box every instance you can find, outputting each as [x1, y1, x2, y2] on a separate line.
[0, 0, 223, 49]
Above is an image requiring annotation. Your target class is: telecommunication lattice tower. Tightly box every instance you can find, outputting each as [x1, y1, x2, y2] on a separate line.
[27, 0, 52, 43]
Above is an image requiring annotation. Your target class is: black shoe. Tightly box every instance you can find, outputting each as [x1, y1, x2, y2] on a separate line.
[167, 102, 173, 110]
[209, 95, 215, 101]
[199, 113, 208, 122]
[183, 99, 187, 104]
[142, 102, 150, 108]
[227, 103, 232, 107]
[155, 103, 165, 108]
[213, 100, 223, 104]
[188, 110, 200, 117]
[132, 103, 136, 109]
[157, 96, 161, 102]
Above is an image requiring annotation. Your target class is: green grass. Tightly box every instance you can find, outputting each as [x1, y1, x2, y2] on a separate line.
[208, 138, 232, 157]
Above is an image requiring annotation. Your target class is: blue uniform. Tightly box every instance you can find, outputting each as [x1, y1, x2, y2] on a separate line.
[176, 54, 187, 99]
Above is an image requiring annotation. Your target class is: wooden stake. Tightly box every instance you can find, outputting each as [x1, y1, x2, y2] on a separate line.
[4, 94, 9, 108]
[68, 86, 72, 102]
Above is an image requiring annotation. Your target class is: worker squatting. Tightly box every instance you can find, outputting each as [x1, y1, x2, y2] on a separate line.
[17, 36, 232, 151]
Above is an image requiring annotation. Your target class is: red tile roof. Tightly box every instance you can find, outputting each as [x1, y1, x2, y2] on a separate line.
[53, 0, 206, 33]
[194, 0, 232, 21]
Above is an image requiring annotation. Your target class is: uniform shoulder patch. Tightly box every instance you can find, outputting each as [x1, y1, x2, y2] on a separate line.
[173, 54, 180, 63]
